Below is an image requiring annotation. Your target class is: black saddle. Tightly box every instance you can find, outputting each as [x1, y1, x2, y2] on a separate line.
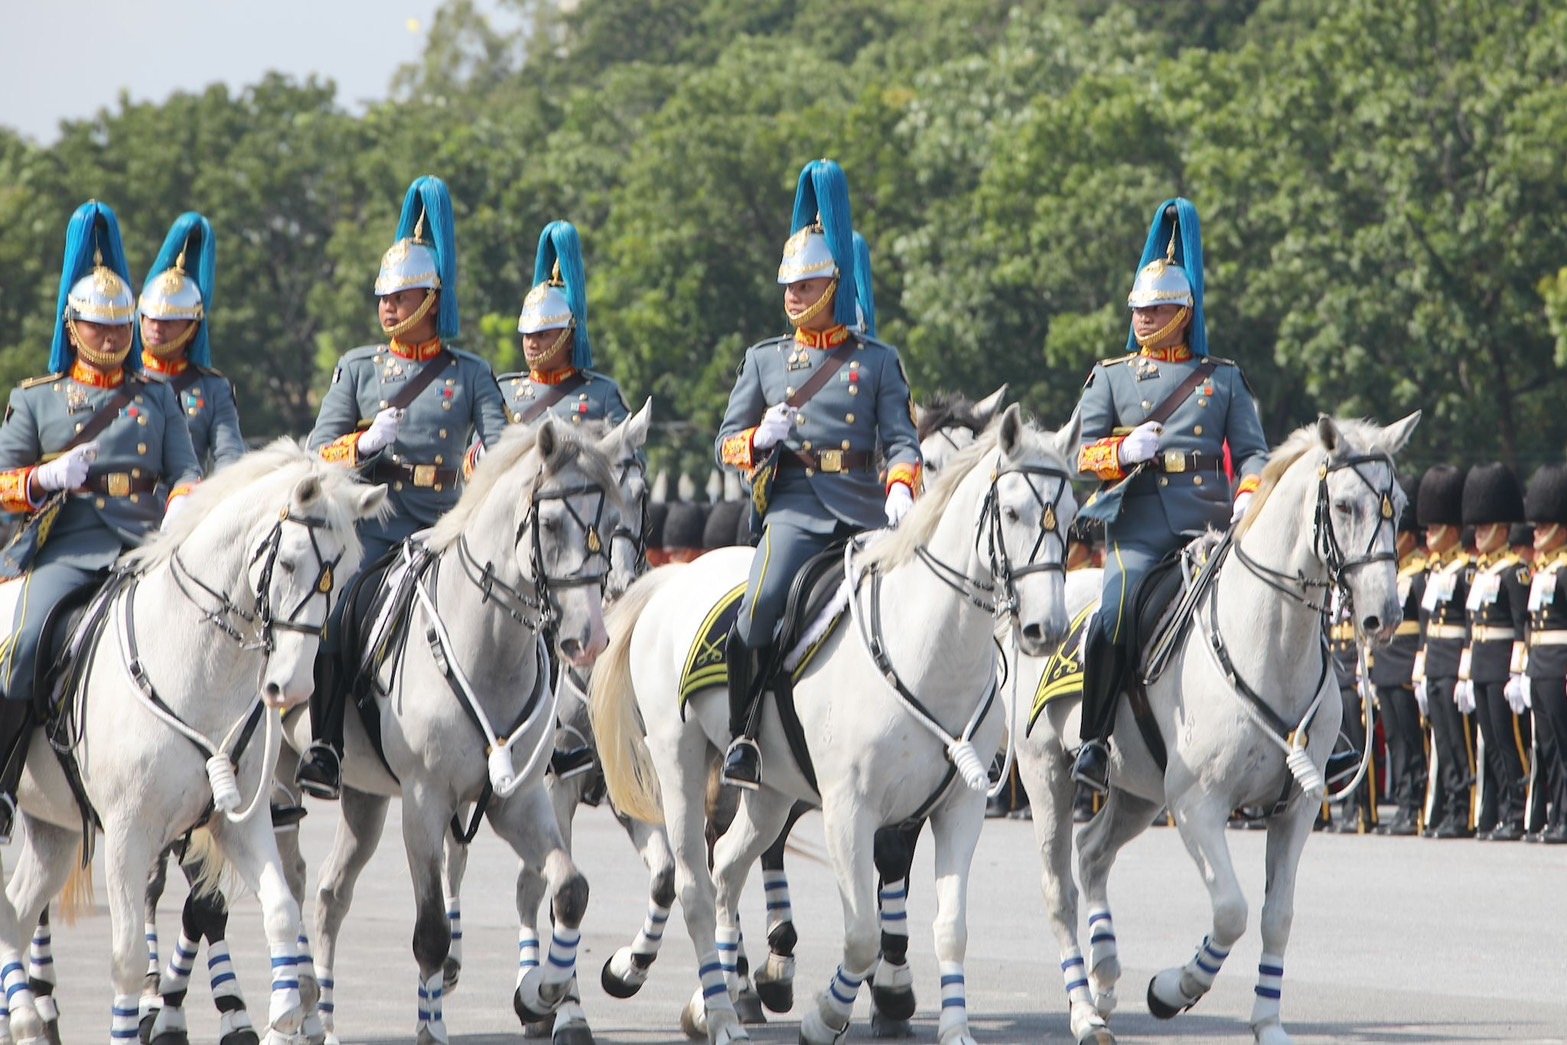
[770, 541, 849, 661]
[38, 570, 121, 718]
[1125, 551, 1190, 671]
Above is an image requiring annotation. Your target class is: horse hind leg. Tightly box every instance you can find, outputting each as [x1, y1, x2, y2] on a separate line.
[748, 800, 808, 1019]
[599, 818, 674, 1001]
[712, 789, 796, 1029]
[150, 867, 263, 1045]
[869, 819, 922, 1038]
[1077, 785, 1163, 1024]
[26, 908, 63, 1045]
[1246, 800, 1316, 1045]
[312, 787, 390, 1045]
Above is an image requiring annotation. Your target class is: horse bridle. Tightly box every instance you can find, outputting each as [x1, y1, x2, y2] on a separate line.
[913, 462, 1073, 619]
[171, 508, 343, 654]
[607, 457, 649, 578]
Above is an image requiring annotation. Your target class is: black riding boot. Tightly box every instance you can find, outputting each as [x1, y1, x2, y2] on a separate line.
[296, 654, 344, 800]
[0, 699, 34, 844]
[722, 628, 763, 790]
[1072, 627, 1129, 794]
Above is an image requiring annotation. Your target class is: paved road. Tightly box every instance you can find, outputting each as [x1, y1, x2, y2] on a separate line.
[34, 802, 1567, 1043]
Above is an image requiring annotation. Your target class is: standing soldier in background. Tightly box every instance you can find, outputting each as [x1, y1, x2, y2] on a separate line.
[1524, 463, 1567, 843]
[1370, 477, 1428, 835]
[1457, 462, 1530, 841]
[1415, 465, 1475, 838]
[1327, 591, 1375, 833]
[296, 175, 509, 799]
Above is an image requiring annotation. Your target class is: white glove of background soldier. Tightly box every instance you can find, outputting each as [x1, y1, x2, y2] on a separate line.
[1453, 679, 1476, 715]
[884, 483, 914, 527]
[752, 402, 796, 451]
[1118, 421, 1163, 466]
[1413, 677, 1429, 716]
[34, 442, 98, 492]
[357, 407, 405, 455]
[1504, 674, 1531, 715]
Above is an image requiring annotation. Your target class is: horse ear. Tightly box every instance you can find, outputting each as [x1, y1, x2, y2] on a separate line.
[292, 475, 322, 511]
[537, 418, 559, 464]
[911, 401, 925, 428]
[1316, 414, 1341, 453]
[1378, 410, 1422, 455]
[1052, 406, 1082, 465]
[624, 397, 653, 451]
[355, 483, 389, 519]
[997, 403, 1025, 459]
[974, 384, 1010, 427]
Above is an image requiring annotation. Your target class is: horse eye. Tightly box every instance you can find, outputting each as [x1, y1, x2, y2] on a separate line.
[1333, 500, 1353, 516]
[278, 559, 296, 574]
[1003, 506, 1021, 523]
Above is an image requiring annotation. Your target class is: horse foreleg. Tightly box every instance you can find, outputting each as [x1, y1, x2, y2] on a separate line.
[1, 816, 78, 1045]
[1248, 802, 1314, 1045]
[313, 786, 390, 1044]
[440, 831, 468, 993]
[712, 789, 794, 1027]
[869, 819, 922, 1035]
[800, 799, 879, 1045]
[1077, 785, 1162, 1021]
[1148, 796, 1247, 1021]
[102, 821, 161, 1045]
[138, 847, 171, 1022]
[599, 815, 674, 1002]
[400, 788, 455, 1045]
[26, 907, 61, 1045]
[923, 797, 987, 1045]
[151, 854, 260, 1045]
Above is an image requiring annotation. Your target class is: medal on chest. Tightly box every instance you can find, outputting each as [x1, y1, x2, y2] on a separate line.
[65, 386, 90, 413]
[787, 349, 813, 372]
[1134, 358, 1160, 381]
[184, 389, 205, 413]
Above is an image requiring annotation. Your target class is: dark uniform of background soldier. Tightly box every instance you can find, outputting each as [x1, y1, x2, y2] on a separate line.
[1524, 463, 1567, 843]
[296, 175, 509, 798]
[1457, 462, 1531, 841]
[1071, 198, 1269, 792]
[715, 159, 921, 789]
[1368, 476, 1428, 835]
[1415, 465, 1475, 838]
[1327, 589, 1376, 833]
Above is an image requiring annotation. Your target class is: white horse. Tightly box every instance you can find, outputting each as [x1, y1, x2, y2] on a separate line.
[1014, 413, 1419, 1044]
[0, 441, 385, 1045]
[592, 406, 1080, 1045]
[279, 419, 622, 1045]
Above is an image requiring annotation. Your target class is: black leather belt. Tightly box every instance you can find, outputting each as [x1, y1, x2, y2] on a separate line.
[786, 448, 874, 475]
[84, 471, 158, 497]
[371, 459, 460, 490]
[1153, 450, 1225, 474]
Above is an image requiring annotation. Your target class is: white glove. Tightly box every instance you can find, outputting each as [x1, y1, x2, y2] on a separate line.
[1505, 674, 1530, 715]
[1117, 421, 1163, 466]
[1454, 679, 1476, 715]
[357, 407, 405, 455]
[752, 402, 796, 451]
[884, 483, 915, 527]
[1413, 678, 1429, 716]
[1230, 491, 1254, 524]
[162, 494, 191, 530]
[35, 442, 98, 492]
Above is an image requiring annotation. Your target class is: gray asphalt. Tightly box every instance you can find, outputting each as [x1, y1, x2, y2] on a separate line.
[34, 802, 1567, 1043]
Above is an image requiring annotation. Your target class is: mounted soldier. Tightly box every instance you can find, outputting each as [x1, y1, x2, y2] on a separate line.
[714, 158, 921, 789]
[294, 174, 509, 799]
[0, 201, 201, 840]
[1071, 198, 1269, 793]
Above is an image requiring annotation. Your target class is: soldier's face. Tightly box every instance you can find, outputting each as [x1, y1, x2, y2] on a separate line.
[1132, 304, 1187, 346]
[1473, 523, 1508, 555]
[72, 320, 132, 363]
[523, 329, 572, 369]
[785, 277, 837, 330]
[1535, 523, 1565, 554]
[140, 316, 194, 348]
[378, 288, 438, 339]
[1425, 523, 1458, 552]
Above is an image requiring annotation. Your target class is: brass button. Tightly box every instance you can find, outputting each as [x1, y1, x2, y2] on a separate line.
[137, 443, 147, 454]
[845, 413, 855, 423]
[785, 387, 795, 397]
[797, 414, 807, 425]
[187, 408, 198, 417]
[1158, 477, 1169, 487]
[95, 497, 106, 509]
[439, 429, 448, 439]
[841, 440, 851, 450]
[850, 361, 860, 369]
[801, 441, 813, 451]
[394, 481, 405, 491]
[447, 378, 457, 386]
[1193, 425, 1204, 436]
[579, 393, 589, 401]
[1198, 398, 1208, 407]
[434, 455, 444, 465]
[137, 416, 147, 426]
[434, 483, 444, 492]
[129, 493, 140, 503]
[849, 386, 859, 396]
[1141, 400, 1152, 410]
[572, 414, 581, 423]
[379, 400, 389, 408]
[75, 422, 84, 433]
[131, 468, 142, 479]
[442, 401, 452, 411]
[1194, 475, 1204, 486]
[805, 468, 815, 477]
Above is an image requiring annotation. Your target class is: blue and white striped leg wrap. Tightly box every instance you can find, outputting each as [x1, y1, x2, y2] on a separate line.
[1188, 936, 1229, 992]
[416, 970, 444, 1028]
[939, 960, 966, 1013]
[3, 960, 34, 1013]
[111, 993, 140, 1042]
[160, 932, 199, 996]
[544, 927, 581, 986]
[1059, 948, 1091, 1005]
[716, 926, 741, 989]
[516, 929, 540, 988]
[208, 939, 243, 1002]
[879, 880, 909, 938]
[1087, 907, 1118, 973]
[316, 966, 335, 1028]
[824, 964, 862, 1023]
[144, 921, 160, 979]
[295, 932, 316, 991]
[446, 899, 463, 966]
[698, 953, 729, 1007]
[763, 870, 793, 930]
[267, 944, 300, 1026]
[1252, 953, 1284, 1023]
[631, 898, 670, 957]
[28, 923, 55, 987]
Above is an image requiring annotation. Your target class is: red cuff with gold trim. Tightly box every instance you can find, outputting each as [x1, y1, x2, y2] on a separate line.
[166, 483, 197, 507]
[1078, 438, 1127, 481]
[319, 432, 361, 467]
[720, 429, 758, 472]
[886, 462, 922, 495]
[463, 443, 483, 481]
[1236, 474, 1261, 496]
[0, 467, 37, 513]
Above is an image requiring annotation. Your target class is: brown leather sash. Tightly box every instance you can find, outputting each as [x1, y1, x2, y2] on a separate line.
[49, 376, 146, 459]
[1146, 358, 1217, 427]
[514, 373, 589, 425]
[784, 338, 857, 410]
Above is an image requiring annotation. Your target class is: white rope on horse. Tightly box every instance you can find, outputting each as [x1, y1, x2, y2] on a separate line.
[1321, 644, 1378, 804]
[409, 546, 557, 798]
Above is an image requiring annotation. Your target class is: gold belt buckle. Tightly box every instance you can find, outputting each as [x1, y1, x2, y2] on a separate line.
[106, 472, 131, 498]
[412, 464, 438, 488]
[1163, 450, 1186, 473]
[817, 449, 845, 473]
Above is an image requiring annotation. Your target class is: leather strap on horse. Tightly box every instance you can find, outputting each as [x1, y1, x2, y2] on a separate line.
[514, 373, 588, 425]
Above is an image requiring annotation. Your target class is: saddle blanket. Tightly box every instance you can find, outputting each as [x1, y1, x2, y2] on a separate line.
[1028, 602, 1097, 730]
[676, 580, 845, 709]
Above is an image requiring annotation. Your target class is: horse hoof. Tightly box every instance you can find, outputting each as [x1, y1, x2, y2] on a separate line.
[734, 985, 767, 1025]
[1146, 971, 1198, 1020]
[1092, 988, 1117, 1020]
[148, 1022, 186, 1045]
[553, 1021, 595, 1045]
[41, 1018, 63, 1045]
[869, 1010, 914, 1039]
[678, 993, 705, 1040]
[219, 1031, 261, 1045]
[753, 976, 792, 1014]
[524, 1021, 551, 1039]
[1253, 1018, 1292, 1045]
[1078, 1028, 1115, 1045]
[799, 1007, 849, 1045]
[871, 983, 917, 1022]
[442, 957, 461, 993]
[600, 951, 649, 999]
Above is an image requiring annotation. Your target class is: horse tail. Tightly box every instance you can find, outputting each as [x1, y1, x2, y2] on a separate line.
[58, 841, 94, 925]
[180, 828, 236, 901]
[589, 568, 674, 824]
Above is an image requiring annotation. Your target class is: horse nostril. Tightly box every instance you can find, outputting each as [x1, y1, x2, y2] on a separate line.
[263, 681, 283, 701]
[561, 638, 582, 659]
[1361, 616, 1381, 634]
[1022, 623, 1045, 645]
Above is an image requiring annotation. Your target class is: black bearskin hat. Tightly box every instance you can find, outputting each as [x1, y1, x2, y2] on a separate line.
[662, 502, 709, 550]
[1509, 523, 1535, 548]
[703, 501, 746, 550]
[644, 500, 668, 551]
[1525, 463, 1567, 527]
[1416, 465, 1464, 528]
[1461, 462, 1524, 526]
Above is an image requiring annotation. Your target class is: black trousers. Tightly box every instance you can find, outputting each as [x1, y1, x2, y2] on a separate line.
[1473, 679, 1528, 828]
[1376, 684, 1427, 818]
[1530, 677, 1567, 831]
[1424, 675, 1472, 829]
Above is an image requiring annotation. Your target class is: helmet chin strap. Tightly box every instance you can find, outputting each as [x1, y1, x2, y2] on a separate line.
[1134, 305, 1190, 351]
[526, 325, 574, 371]
[68, 316, 132, 369]
[381, 289, 438, 340]
[786, 277, 838, 329]
[144, 320, 198, 361]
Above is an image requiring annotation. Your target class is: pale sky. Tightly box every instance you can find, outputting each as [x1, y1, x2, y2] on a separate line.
[0, 1, 497, 144]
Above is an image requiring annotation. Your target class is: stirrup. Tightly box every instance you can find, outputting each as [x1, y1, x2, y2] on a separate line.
[1071, 740, 1111, 795]
[721, 737, 762, 791]
[295, 742, 342, 801]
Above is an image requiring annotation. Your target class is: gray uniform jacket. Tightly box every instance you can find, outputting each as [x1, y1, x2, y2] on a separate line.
[498, 368, 629, 426]
[1078, 353, 1268, 537]
[161, 365, 245, 469]
[308, 343, 509, 544]
[715, 331, 921, 534]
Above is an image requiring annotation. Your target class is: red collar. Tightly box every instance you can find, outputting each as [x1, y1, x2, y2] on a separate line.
[70, 361, 125, 389]
[141, 352, 189, 376]
[1139, 344, 1193, 363]
[388, 337, 444, 362]
[528, 366, 579, 386]
[794, 325, 851, 350]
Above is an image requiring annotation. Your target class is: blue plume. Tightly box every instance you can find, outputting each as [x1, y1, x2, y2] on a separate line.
[395, 175, 460, 339]
[533, 220, 593, 369]
[51, 200, 139, 373]
[1124, 197, 1207, 357]
[852, 232, 876, 337]
[145, 212, 216, 367]
[789, 160, 858, 328]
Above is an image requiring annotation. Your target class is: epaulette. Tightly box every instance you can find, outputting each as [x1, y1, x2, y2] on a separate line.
[195, 363, 228, 379]
[19, 373, 63, 390]
[851, 331, 899, 353]
[1206, 356, 1238, 366]
[1399, 553, 1428, 577]
[340, 344, 383, 364]
[1096, 354, 1135, 368]
[748, 334, 794, 352]
[448, 346, 491, 367]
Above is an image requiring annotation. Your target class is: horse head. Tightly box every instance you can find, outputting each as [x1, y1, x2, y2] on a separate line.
[914, 384, 1008, 477]
[597, 398, 653, 600]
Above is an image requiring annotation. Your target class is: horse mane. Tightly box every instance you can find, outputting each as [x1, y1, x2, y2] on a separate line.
[1234, 417, 1387, 537]
[860, 423, 1009, 572]
[125, 438, 373, 570]
[916, 390, 987, 441]
[426, 421, 622, 551]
